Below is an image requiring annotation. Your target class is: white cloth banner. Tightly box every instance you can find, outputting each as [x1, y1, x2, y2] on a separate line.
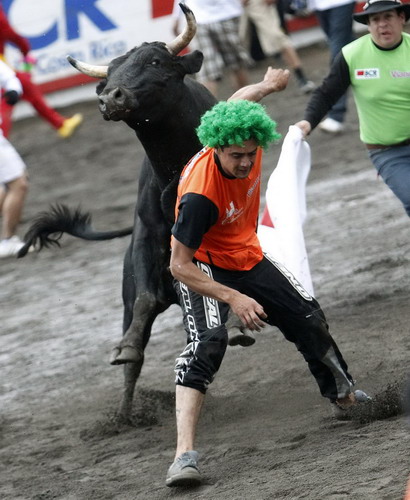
[257, 125, 314, 296]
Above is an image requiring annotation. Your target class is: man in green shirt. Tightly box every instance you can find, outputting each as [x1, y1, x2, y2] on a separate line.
[295, 0, 410, 217]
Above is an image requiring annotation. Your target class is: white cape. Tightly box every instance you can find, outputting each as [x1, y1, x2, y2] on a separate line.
[257, 125, 314, 296]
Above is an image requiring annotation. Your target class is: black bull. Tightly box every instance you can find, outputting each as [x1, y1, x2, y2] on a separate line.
[18, 6, 221, 419]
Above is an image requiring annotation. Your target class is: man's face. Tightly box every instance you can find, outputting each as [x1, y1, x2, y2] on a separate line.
[367, 10, 405, 48]
[216, 139, 259, 179]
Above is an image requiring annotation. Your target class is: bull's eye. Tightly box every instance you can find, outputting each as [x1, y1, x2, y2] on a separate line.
[151, 59, 160, 66]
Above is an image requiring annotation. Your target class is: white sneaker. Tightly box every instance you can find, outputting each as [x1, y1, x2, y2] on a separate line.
[298, 80, 316, 94]
[318, 117, 344, 134]
[0, 236, 25, 258]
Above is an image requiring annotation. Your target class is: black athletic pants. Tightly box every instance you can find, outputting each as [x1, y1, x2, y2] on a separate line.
[173, 255, 354, 401]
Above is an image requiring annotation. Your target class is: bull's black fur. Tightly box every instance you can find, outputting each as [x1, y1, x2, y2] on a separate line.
[19, 19, 218, 419]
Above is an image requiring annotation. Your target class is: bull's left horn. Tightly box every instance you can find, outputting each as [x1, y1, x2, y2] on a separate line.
[67, 55, 108, 79]
[166, 3, 196, 55]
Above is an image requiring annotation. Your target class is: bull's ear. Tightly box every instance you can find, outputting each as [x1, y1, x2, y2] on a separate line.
[179, 50, 203, 75]
[96, 79, 107, 95]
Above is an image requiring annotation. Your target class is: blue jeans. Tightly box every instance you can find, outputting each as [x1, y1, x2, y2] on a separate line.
[368, 144, 410, 217]
[315, 2, 355, 123]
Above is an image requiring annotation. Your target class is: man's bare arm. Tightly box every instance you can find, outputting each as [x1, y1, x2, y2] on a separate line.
[170, 239, 267, 330]
[228, 66, 290, 103]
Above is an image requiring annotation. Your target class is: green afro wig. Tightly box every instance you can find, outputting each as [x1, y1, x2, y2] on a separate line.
[196, 100, 281, 149]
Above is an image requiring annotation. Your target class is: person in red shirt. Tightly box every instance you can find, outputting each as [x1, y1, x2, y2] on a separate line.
[0, 4, 83, 139]
[0, 59, 30, 258]
[166, 67, 371, 487]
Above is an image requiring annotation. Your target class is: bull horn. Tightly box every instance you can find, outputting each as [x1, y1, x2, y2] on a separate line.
[66, 55, 108, 79]
[166, 3, 196, 55]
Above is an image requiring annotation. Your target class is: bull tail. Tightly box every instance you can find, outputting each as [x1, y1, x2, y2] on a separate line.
[17, 204, 133, 258]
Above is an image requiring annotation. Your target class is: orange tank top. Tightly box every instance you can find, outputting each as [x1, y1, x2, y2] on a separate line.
[175, 147, 263, 271]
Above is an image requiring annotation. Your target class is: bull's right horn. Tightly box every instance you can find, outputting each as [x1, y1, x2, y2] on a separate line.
[67, 55, 108, 79]
[166, 3, 196, 55]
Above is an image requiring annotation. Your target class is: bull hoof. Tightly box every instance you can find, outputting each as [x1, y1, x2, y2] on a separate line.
[227, 328, 256, 347]
[110, 345, 142, 365]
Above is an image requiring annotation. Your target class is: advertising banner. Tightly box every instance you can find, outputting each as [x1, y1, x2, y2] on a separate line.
[3, 0, 176, 89]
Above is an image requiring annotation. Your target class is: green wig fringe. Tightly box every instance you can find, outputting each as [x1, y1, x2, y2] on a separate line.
[196, 100, 281, 149]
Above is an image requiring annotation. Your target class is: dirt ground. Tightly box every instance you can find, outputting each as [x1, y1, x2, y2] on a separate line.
[1, 41, 410, 500]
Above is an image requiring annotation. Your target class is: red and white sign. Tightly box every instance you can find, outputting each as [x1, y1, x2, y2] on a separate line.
[4, 0, 178, 93]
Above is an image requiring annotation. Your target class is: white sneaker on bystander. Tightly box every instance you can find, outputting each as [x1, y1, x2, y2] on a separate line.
[0, 235, 25, 258]
[319, 117, 345, 134]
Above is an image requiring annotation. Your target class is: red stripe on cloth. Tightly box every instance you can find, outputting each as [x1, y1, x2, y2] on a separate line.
[260, 206, 274, 228]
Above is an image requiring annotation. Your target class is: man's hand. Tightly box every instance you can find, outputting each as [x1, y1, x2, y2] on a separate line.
[228, 66, 290, 102]
[229, 292, 267, 331]
[171, 239, 267, 331]
[294, 119, 312, 138]
[263, 66, 290, 93]
[4, 90, 20, 106]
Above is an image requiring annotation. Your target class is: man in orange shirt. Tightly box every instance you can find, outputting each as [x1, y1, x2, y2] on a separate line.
[166, 67, 371, 487]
